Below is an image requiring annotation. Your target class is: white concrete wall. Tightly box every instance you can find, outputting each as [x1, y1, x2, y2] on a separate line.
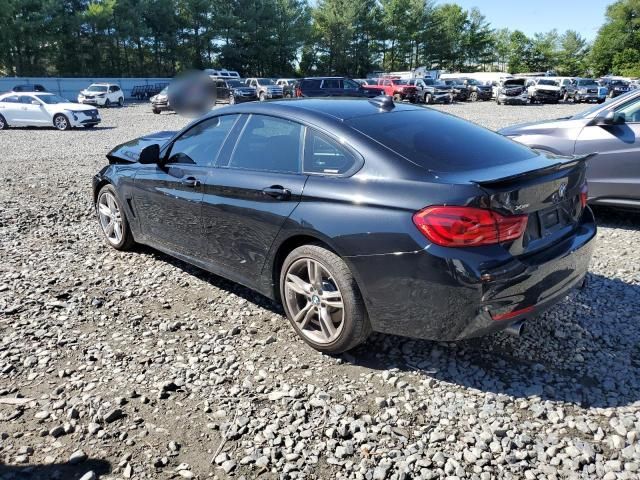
[0, 77, 172, 100]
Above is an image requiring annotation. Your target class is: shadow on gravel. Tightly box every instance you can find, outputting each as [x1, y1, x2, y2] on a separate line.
[346, 271, 640, 409]
[592, 205, 640, 231]
[0, 458, 111, 479]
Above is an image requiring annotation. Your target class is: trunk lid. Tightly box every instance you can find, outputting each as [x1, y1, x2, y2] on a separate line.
[106, 130, 177, 163]
[439, 153, 591, 255]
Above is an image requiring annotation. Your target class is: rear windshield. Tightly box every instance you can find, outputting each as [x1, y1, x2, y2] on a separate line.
[347, 109, 537, 172]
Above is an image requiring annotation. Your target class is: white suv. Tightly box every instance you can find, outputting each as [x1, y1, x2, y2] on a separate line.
[78, 83, 124, 107]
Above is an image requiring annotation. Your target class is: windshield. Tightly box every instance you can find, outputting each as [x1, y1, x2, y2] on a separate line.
[258, 78, 275, 85]
[577, 79, 597, 87]
[87, 85, 108, 92]
[538, 79, 557, 86]
[611, 80, 628, 86]
[227, 80, 242, 87]
[159, 87, 168, 95]
[348, 110, 536, 173]
[465, 79, 481, 85]
[35, 94, 68, 104]
[394, 80, 409, 85]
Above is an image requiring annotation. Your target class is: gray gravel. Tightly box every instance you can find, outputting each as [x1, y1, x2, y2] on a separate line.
[1, 101, 639, 479]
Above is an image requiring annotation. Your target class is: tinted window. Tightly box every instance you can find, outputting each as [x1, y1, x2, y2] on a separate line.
[227, 115, 302, 173]
[0, 95, 19, 103]
[322, 79, 340, 89]
[343, 79, 360, 89]
[304, 130, 357, 175]
[302, 79, 322, 89]
[347, 110, 536, 172]
[87, 85, 108, 92]
[35, 94, 67, 104]
[614, 96, 640, 123]
[19, 95, 35, 104]
[167, 115, 238, 167]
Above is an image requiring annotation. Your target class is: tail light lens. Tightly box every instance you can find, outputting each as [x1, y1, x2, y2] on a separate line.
[413, 206, 528, 247]
[580, 182, 588, 208]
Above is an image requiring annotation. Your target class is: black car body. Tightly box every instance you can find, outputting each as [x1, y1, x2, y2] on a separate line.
[460, 78, 492, 101]
[442, 79, 469, 101]
[602, 79, 631, 98]
[276, 78, 298, 98]
[215, 78, 258, 104]
[93, 98, 596, 352]
[12, 84, 47, 92]
[297, 77, 384, 98]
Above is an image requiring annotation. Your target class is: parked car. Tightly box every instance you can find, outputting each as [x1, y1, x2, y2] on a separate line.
[215, 78, 258, 104]
[78, 83, 125, 107]
[563, 78, 606, 103]
[441, 79, 469, 101]
[460, 78, 492, 101]
[495, 78, 528, 105]
[500, 90, 640, 210]
[526, 78, 561, 103]
[0, 92, 100, 130]
[556, 77, 576, 99]
[275, 78, 298, 98]
[150, 87, 172, 114]
[406, 78, 452, 104]
[296, 77, 383, 98]
[245, 78, 283, 101]
[602, 79, 631, 98]
[361, 78, 418, 102]
[93, 97, 595, 353]
[11, 84, 47, 93]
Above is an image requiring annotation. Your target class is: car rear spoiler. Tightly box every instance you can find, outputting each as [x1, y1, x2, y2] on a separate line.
[468, 153, 595, 189]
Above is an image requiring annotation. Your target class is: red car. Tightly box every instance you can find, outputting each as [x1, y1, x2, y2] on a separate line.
[361, 78, 418, 102]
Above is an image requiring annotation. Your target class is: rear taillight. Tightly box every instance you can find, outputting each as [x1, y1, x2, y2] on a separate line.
[580, 183, 588, 208]
[412, 206, 528, 247]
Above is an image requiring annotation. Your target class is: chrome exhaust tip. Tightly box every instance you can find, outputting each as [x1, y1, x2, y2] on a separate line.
[504, 320, 526, 337]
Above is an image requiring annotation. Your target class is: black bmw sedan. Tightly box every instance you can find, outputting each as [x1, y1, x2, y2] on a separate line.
[93, 97, 596, 353]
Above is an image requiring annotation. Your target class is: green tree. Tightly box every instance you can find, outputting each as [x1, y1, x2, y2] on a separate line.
[590, 0, 640, 75]
[556, 30, 588, 76]
[507, 30, 531, 73]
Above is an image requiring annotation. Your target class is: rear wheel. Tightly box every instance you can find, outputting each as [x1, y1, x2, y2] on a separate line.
[96, 184, 135, 251]
[53, 114, 71, 131]
[280, 244, 371, 353]
[0, 114, 7, 130]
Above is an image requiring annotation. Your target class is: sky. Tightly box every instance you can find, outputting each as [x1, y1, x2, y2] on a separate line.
[437, 0, 609, 40]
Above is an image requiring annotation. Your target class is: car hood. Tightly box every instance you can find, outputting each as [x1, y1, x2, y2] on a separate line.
[106, 130, 177, 163]
[498, 117, 586, 136]
[80, 89, 106, 95]
[533, 84, 561, 91]
[49, 102, 97, 112]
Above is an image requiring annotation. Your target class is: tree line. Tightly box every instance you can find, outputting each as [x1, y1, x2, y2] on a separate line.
[0, 0, 638, 78]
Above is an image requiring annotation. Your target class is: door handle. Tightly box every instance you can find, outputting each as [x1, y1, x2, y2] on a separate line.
[181, 176, 201, 187]
[262, 185, 291, 200]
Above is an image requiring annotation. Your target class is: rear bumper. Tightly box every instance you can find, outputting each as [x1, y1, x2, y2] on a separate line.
[347, 208, 596, 341]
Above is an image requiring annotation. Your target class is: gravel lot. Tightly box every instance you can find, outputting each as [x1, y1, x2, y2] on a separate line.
[1, 100, 639, 480]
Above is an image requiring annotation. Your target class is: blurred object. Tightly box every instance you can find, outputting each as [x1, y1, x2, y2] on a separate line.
[168, 71, 216, 116]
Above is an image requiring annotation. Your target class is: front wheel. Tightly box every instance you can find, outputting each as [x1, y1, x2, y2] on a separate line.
[393, 93, 402, 102]
[152, 108, 160, 114]
[229, 95, 236, 105]
[280, 244, 371, 353]
[104, 99, 111, 108]
[96, 184, 135, 251]
[53, 114, 71, 131]
[424, 93, 433, 104]
[118, 97, 124, 107]
[259, 92, 266, 101]
[469, 91, 478, 102]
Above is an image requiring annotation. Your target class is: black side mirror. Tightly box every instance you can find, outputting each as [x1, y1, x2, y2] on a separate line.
[139, 144, 160, 164]
[596, 110, 622, 125]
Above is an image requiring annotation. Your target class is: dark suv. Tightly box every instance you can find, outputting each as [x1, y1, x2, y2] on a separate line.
[215, 78, 258, 104]
[297, 77, 384, 98]
[442, 79, 469, 101]
[460, 78, 492, 101]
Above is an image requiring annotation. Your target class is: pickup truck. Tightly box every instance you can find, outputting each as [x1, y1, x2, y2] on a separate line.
[406, 78, 453, 104]
[361, 78, 418, 102]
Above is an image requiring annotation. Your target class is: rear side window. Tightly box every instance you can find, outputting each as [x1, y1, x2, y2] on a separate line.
[347, 110, 536, 172]
[302, 79, 321, 89]
[166, 115, 239, 167]
[226, 115, 303, 173]
[322, 79, 340, 89]
[304, 130, 357, 175]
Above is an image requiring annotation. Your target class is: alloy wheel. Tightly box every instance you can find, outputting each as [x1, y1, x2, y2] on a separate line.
[54, 115, 68, 130]
[283, 258, 345, 345]
[98, 191, 124, 245]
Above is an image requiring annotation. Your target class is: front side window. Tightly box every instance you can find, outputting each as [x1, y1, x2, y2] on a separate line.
[304, 130, 358, 175]
[343, 79, 360, 90]
[35, 94, 67, 104]
[166, 115, 239, 167]
[19, 95, 36, 104]
[614, 96, 640, 123]
[226, 115, 303, 173]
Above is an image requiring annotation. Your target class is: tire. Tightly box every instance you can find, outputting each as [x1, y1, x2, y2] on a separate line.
[105, 99, 111, 108]
[393, 93, 402, 102]
[259, 92, 266, 101]
[53, 114, 71, 131]
[425, 93, 433, 104]
[563, 92, 569, 102]
[0, 114, 8, 130]
[496, 97, 501, 105]
[280, 244, 371, 353]
[96, 184, 135, 251]
[574, 95, 580, 103]
[229, 94, 236, 105]
[118, 97, 124, 107]
[152, 108, 160, 114]
[469, 91, 478, 102]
